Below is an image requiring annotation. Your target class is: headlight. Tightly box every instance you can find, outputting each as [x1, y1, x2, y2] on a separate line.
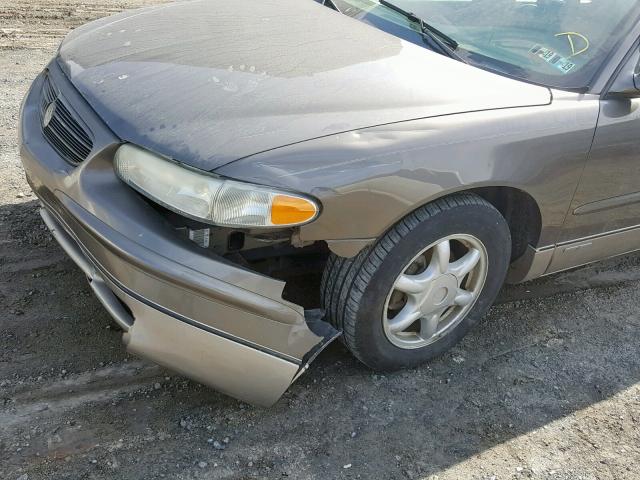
[114, 144, 319, 228]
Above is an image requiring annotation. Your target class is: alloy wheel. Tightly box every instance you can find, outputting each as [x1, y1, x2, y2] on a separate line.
[382, 234, 488, 349]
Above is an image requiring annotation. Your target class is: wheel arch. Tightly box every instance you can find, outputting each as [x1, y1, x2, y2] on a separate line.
[467, 186, 543, 262]
[326, 185, 543, 264]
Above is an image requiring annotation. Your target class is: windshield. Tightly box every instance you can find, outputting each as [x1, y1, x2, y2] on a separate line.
[331, 0, 640, 90]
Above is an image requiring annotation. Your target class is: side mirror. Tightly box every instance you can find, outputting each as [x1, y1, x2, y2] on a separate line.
[608, 49, 640, 98]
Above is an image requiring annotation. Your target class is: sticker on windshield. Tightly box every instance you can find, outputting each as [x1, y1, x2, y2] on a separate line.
[530, 45, 576, 74]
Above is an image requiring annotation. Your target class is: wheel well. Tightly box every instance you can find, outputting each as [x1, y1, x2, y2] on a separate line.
[469, 187, 542, 261]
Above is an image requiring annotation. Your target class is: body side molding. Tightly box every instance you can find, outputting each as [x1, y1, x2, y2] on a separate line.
[574, 191, 640, 216]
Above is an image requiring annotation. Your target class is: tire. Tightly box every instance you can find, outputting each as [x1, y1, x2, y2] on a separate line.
[321, 193, 511, 371]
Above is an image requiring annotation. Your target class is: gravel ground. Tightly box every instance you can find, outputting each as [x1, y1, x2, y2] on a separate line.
[2, 2, 640, 479]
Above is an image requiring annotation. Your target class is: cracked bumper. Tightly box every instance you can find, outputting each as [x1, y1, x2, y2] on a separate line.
[19, 62, 338, 406]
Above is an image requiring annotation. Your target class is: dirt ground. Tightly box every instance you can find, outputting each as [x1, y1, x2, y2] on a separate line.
[2, 1, 640, 479]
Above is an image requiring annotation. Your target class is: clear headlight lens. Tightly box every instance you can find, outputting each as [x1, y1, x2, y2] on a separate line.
[114, 144, 319, 228]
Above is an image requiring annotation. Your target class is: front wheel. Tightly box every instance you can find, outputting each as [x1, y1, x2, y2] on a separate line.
[321, 193, 511, 371]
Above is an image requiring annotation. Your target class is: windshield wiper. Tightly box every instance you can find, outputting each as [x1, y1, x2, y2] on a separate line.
[378, 0, 460, 55]
[321, 0, 341, 13]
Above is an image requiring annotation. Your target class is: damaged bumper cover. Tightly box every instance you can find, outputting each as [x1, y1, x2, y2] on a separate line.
[19, 64, 339, 407]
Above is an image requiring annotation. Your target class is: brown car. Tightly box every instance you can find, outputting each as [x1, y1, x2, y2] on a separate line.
[19, 0, 640, 405]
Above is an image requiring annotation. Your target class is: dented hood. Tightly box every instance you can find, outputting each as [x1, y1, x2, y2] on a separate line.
[57, 0, 551, 171]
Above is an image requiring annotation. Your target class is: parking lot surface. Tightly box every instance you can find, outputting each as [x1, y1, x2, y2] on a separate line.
[1, 2, 639, 478]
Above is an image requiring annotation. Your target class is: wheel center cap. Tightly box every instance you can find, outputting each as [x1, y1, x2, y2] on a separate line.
[434, 287, 448, 304]
[422, 274, 458, 311]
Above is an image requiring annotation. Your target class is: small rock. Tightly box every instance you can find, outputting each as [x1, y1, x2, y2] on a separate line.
[452, 355, 465, 364]
[350, 431, 357, 438]
[546, 338, 564, 348]
[343, 464, 352, 469]
[154, 382, 161, 390]
[179, 419, 187, 428]
[223, 436, 230, 444]
[515, 466, 523, 472]
[198, 461, 207, 469]
[16, 475, 29, 480]
[213, 441, 225, 450]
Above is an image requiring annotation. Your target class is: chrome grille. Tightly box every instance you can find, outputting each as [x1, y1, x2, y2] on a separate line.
[40, 74, 93, 165]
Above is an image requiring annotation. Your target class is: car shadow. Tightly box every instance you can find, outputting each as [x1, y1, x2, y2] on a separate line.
[2, 199, 640, 479]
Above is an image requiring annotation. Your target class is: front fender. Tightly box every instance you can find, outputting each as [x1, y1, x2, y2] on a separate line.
[216, 92, 599, 253]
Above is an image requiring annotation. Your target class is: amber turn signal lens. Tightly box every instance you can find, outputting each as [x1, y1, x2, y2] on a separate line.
[270, 195, 318, 226]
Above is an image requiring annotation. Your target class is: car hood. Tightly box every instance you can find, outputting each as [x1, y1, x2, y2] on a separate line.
[57, 0, 551, 171]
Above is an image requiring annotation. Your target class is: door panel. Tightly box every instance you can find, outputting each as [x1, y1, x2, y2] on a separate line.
[561, 96, 640, 242]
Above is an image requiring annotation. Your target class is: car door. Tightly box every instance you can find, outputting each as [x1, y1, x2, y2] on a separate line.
[550, 45, 640, 272]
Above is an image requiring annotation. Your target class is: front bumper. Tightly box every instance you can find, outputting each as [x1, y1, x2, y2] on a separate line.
[19, 61, 338, 406]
